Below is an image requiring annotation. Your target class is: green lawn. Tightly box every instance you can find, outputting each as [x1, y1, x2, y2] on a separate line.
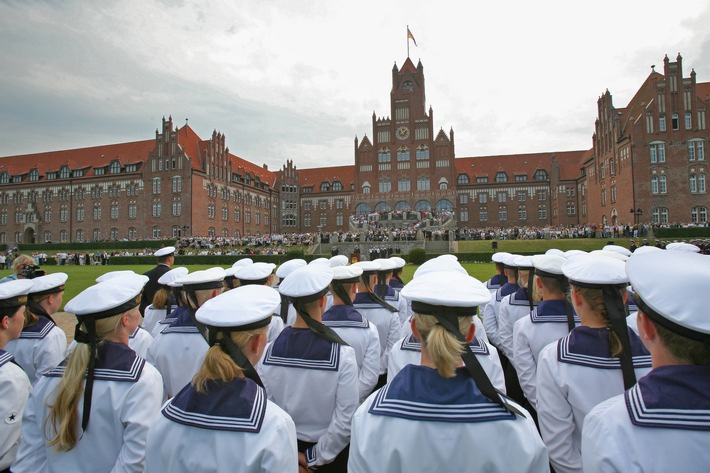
[456, 237, 646, 253]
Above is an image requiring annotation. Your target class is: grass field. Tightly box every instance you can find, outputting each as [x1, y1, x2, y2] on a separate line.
[0, 237, 639, 310]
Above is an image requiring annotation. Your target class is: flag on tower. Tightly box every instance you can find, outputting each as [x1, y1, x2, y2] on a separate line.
[407, 27, 417, 47]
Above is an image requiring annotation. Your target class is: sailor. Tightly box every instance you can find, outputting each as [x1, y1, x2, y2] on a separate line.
[348, 271, 549, 472]
[232, 262, 284, 342]
[484, 251, 511, 295]
[5, 273, 68, 384]
[0, 279, 33, 472]
[352, 260, 401, 388]
[12, 274, 163, 473]
[258, 264, 359, 472]
[150, 278, 188, 337]
[582, 250, 710, 472]
[224, 258, 253, 290]
[536, 253, 652, 473]
[388, 256, 406, 289]
[497, 255, 538, 361]
[146, 285, 298, 473]
[482, 253, 520, 347]
[142, 266, 188, 334]
[274, 259, 307, 326]
[140, 246, 175, 316]
[146, 267, 225, 399]
[322, 265, 381, 402]
[512, 254, 578, 409]
[373, 258, 409, 325]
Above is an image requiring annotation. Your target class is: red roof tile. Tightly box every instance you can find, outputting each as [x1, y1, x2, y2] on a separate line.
[454, 150, 587, 181]
[696, 82, 710, 102]
[298, 165, 355, 191]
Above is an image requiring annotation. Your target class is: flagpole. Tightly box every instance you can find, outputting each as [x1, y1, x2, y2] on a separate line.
[407, 25, 410, 58]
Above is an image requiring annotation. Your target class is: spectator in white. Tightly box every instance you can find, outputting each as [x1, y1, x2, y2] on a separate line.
[582, 250, 710, 472]
[146, 285, 298, 473]
[348, 271, 548, 472]
[5, 273, 68, 384]
[0, 279, 33, 471]
[12, 274, 163, 473]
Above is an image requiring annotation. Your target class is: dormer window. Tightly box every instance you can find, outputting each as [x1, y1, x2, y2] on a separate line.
[495, 172, 508, 183]
[110, 161, 121, 174]
[73, 170, 84, 178]
[29, 169, 39, 182]
[332, 181, 343, 191]
[534, 170, 548, 181]
[95, 168, 105, 176]
[320, 181, 331, 192]
[60, 166, 70, 179]
[0, 173, 8, 184]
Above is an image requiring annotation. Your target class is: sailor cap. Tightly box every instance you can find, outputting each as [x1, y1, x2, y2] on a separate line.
[562, 253, 628, 287]
[531, 255, 566, 277]
[389, 257, 406, 269]
[401, 271, 491, 308]
[278, 264, 333, 300]
[234, 262, 276, 281]
[65, 274, 149, 319]
[196, 285, 279, 329]
[0, 279, 33, 310]
[276, 259, 307, 279]
[332, 265, 363, 283]
[329, 255, 349, 268]
[96, 270, 136, 283]
[176, 267, 226, 290]
[232, 258, 254, 269]
[157, 267, 189, 286]
[29, 273, 68, 296]
[154, 246, 176, 258]
[491, 252, 512, 263]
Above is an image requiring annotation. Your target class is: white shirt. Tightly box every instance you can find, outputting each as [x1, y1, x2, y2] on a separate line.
[536, 326, 652, 473]
[323, 304, 381, 402]
[482, 283, 518, 347]
[5, 316, 66, 384]
[128, 326, 153, 359]
[146, 377, 298, 473]
[0, 351, 31, 470]
[257, 327, 359, 468]
[142, 304, 167, 334]
[349, 365, 549, 473]
[497, 287, 536, 361]
[12, 342, 163, 473]
[353, 292, 401, 375]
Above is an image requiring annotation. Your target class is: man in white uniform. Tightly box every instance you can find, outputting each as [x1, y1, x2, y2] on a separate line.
[582, 250, 710, 472]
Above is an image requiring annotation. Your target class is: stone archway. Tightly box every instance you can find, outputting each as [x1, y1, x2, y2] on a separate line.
[24, 227, 36, 244]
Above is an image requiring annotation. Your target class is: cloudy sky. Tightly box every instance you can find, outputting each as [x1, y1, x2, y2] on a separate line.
[2, 0, 710, 171]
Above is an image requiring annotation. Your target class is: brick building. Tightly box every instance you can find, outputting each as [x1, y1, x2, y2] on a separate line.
[0, 53, 707, 244]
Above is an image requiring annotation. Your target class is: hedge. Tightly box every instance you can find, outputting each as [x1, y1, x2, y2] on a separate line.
[17, 240, 178, 252]
[653, 227, 710, 238]
[110, 253, 320, 266]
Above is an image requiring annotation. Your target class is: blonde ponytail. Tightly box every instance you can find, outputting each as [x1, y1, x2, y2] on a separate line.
[46, 313, 123, 451]
[414, 314, 471, 378]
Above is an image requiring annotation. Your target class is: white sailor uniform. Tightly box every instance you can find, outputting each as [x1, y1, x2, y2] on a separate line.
[146, 309, 208, 399]
[353, 292, 401, 375]
[0, 350, 31, 471]
[582, 365, 710, 473]
[150, 305, 185, 337]
[384, 285, 411, 327]
[348, 365, 549, 472]
[322, 304, 381, 402]
[536, 326, 652, 473]
[386, 334, 506, 393]
[4, 315, 66, 384]
[12, 342, 163, 473]
[266, 314, 284, 342]
[496, 286, 537, 360]
[258, 327, 359, 469]
[146, 377, 298, 473]
[128, 326, 152, 359]
[512, 300, 580, 408]
[142, 303, 166, 334]
[482, 282, 517, 347]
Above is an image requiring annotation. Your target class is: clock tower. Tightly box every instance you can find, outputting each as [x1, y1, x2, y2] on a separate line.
[354, 58, 456, 218]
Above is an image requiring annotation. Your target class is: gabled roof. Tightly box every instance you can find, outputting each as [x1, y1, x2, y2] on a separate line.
[696, 82, 710, 102]
[454, 150, 587, 182]
[298, 165, 355, 192]
[231, 154, 278, 188]
[0, 140, 155, 179]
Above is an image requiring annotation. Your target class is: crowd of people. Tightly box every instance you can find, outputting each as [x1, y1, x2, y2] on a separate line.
[0, 242, 708, 471]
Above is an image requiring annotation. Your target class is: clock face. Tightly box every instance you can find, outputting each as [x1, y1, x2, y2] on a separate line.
[402, 80, 413, 91]
[397, 126, 410, 140]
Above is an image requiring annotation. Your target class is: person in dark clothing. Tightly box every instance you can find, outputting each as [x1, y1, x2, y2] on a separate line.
[140, 246, 175, 316]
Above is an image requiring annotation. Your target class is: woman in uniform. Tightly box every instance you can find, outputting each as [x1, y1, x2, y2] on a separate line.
[142, 266, 188, 333]
[12, 274, 163, 473]
[349, 271, 549, 472]
[146, 284, 298, 472]
[536, 253, 652, 473]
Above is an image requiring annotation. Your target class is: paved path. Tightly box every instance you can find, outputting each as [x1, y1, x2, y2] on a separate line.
[54, 311, 77, 344]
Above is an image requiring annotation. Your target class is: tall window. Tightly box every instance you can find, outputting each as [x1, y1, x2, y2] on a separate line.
[128, 202, 137, 219]
[379, 178, 391, 193]
[398, 178, 410, 192]
[517, 206, 527, 220]
[110, 202, 119, 219]
[152, 177, 161, 194]
[692, 206, 707, 223]
[651, 176, 659, 194]
[397, 147, 410, 161]
[44, 208, 51, 222]
[416, 177, 430, 191]
[659, 115, 666, 131]
[499, 207, 507, 221]
[672, 113, 679, 130]
[415, 146, 429, 160]
[685, 112, 692, 130]
[152, 226, 161, 238]
[172, 198, 182, 216]
[479, 193, 488, 204]
[690, 174, 698, 193]
[497, 192, 507, 203]
[659, 175, 667, 193]
[172, 176, 182, 192]
[650, 143, 666, 163]
[378, 149, 391, 163]
[152, 201, 162, 217]
[479, 208, 488, 221]
[688, 140, 705, 161]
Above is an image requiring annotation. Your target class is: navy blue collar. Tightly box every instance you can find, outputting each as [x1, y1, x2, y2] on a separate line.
[0, 349, 14, 368]
[20, 315, 55, 339]
[323, 305, 369, 328]
[163, 377, 267, 433]
[626, 365, 710, 431]
[487, 274, 507, 289]
[557, 326, 651, 369]
[389, 279, 404, 289]
[496, 282, 518, 301]
[262, 327, 340, 371]
[530, 300, 579, 324]
[369, 365, 515, 423]
[510, 287, 535, 306]
[46, 341, 145, 382]
[353, 292, 377, 305]
[400, 334, 490, 355]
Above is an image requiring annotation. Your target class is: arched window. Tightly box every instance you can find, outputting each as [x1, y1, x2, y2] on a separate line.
[361, 181, 371, 194]
[457, 173, 470, 185]
[397, 147, 410, 161]
[438, 177, 448, 190]
[378, 149, 391, 163]
[495, 172, 508, 183]
[110, 160, 121, 174]
[395, 201, 410, 211]
[414, 200, 431, 211]
[534, 170, 548, 181]
[415, 146, 429, 160]
[320, 181, 330, 192]
[332, 181, 343, 191]
[374, 202, 391, 212]
[435, 199, 453, 212]
[355, 203, 371, 215]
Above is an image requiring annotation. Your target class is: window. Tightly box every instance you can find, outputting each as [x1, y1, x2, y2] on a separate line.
[515, 174, 527, 182]
[93, 204, 101, 220]
[76, 205, 85, 221]
[499, 207, 507, 221]
[457, 173, 470, 185]
[304, 214, 312, 227]
[397, 178, 410, 192]
[517, 191, 526, 202]
[692, 206, 707, 223]
[479, 193, 488, 204]
[611, 185, 617, 203]
[152, 177, 161, 194]
[60, 206, 68, 222]
[497, 192, 507, 203]
[332, 181, 343, 191]
[172, 176, 182, 192]
[128, 202, 137, 219]
[659, 115, 666, 131]
[60, 166, 70, 179]
[152, 226, 161, 238]
[222, 207, 228, 220]
[685, 112, 692, 130]
[29, 169, 39, 182]
[60, 230, 67, 242]
[245, 211, 251, 224]
[362, 183, 370, 194]
[495, 172, 508, 183]
[459, 193, 468, 204]
[110, 161, 121, 174]
[566, 202, 576, 215]
[416, 177, 430, 191]
[208, 204, 215, 219]
[415, 146, 429, 160]
[397, 148, 410, 161]
[255, 213, 260, 224]
[518, 206, 527, 220]
[609, 158, 615, 175]
[538, 191, 546, 201]
[111, 202, 119, 219]
[651, 176, 659, 194]
[479, 208, 488, 221]
[92, 228, 101, 241]
[0, 210, 5, 224]
[459, 209, 469, 222]
[690, 174, 698, 193]
[659, 175, 667, 193]
[379, 178, 391, 193]
[646, 114, 654, 133]
[439, 182, 448, 190]
[534, 170, 548, 181]
[152, 201, 162, 217]
[650, 143, 666, 163]
[319, 200, 327, 210]
[538, 205, 547, 220]
[476, 176, 488, 184]
[672, 113, 679, 130]
[128, 227, 137, 240]
[234, 209, 240, 221]
[320, 181, 330, 192]
[700, 173, 707, 193]
[320, 215, 327, 227]
[689, 140, 705, 161]
[76, 229, 84, 241]
[378, 149, 391, 163]
[600, 163, 606, 179]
